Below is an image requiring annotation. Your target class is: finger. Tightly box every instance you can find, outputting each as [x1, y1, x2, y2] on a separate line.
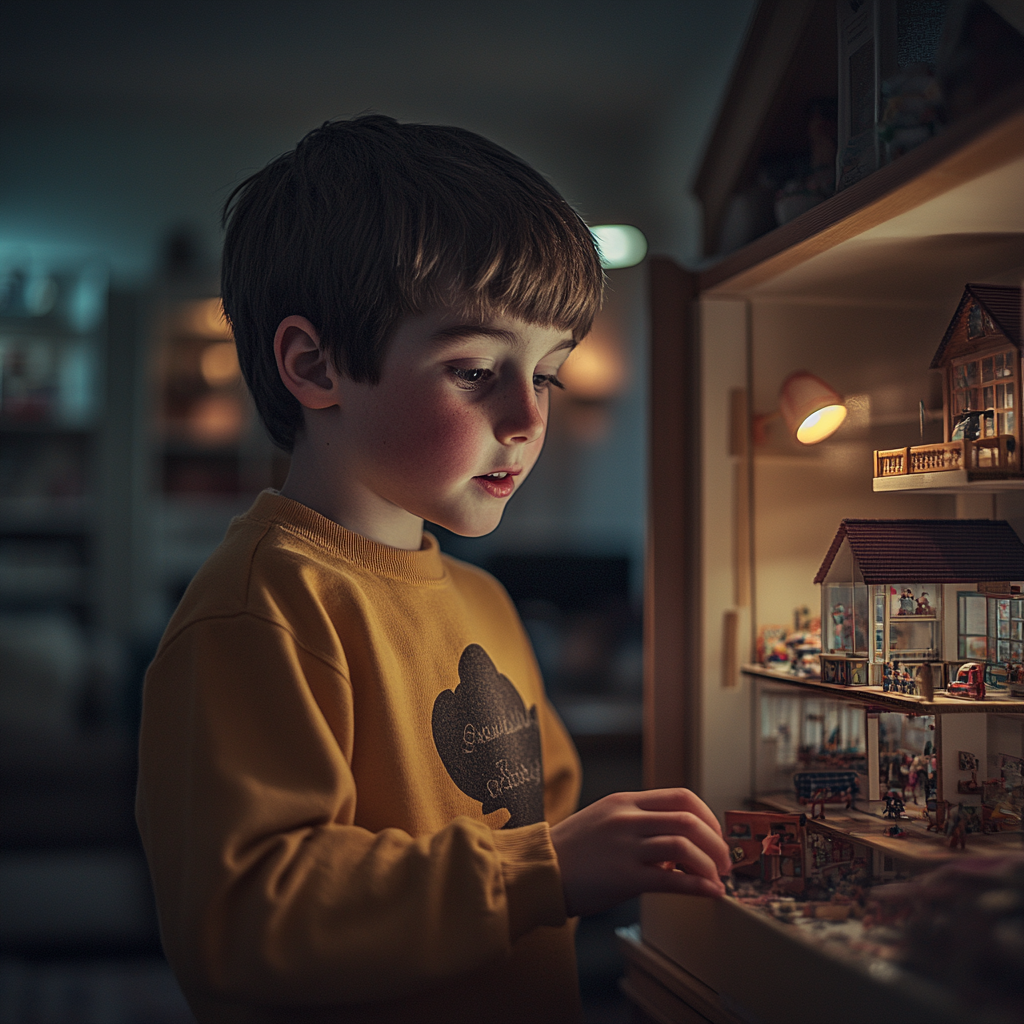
[640, 835, 720, 883]
[641, 864, 725, 899]
[633, 789, 723, 836]
[633, 811, 733, 875]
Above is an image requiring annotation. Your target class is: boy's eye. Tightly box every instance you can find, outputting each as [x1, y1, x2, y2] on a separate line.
[534, 373, 565, 391]
[450, 367, 491, 386]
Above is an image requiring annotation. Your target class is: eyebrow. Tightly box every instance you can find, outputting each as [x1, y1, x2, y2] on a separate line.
[429, 323, 577, 353]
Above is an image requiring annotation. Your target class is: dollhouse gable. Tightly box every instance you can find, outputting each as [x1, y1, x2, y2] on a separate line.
[929, 284, 1022, 458]
[929, 284, 1022, 372]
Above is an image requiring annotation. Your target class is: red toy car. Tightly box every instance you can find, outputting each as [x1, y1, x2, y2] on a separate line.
[949, 662, 986, 700]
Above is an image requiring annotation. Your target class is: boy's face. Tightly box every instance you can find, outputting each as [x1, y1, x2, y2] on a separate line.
[310, 311, 574, 543]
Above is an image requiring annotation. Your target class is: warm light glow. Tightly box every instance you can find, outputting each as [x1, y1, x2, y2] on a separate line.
[200, 341, 241, 387]
[590, 225, 647, 269]
[796, 404, 848, 444]
[187, 298, 233, 339]
[188, 393, 245, 445]
[779, 371, 847, 445]
[558, 336, 625, 400]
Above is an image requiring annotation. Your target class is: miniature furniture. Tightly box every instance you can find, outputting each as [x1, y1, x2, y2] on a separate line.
[631, 2, 1024, 1020]
[874, 284, 1023, 489]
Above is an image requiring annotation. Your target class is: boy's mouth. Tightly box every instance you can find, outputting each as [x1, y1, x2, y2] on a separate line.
[474, 469, 520, 499]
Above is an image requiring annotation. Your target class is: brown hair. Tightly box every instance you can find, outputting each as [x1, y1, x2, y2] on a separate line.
[221, 114, 604, 451]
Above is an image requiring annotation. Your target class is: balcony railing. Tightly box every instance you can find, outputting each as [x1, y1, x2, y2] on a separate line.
[874, 436, 1018, 478]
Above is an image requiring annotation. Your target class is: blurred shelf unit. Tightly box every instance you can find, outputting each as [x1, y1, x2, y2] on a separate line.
[0, 261, 106, 622]
[635, 3, 1024, 1022]
[151, 294, 288, 602]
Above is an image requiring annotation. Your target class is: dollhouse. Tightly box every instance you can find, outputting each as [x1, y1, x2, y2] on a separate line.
[816, 518, 1024, 690]
[875, 284, 1023, 488]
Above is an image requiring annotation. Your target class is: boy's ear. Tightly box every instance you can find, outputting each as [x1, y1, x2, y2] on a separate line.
[274, 315, 340, 410]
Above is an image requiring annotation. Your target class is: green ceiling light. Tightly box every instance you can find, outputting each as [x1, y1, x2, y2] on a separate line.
[590, 224, 647, 269]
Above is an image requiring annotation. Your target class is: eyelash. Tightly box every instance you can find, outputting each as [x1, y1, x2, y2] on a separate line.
[449, 368, 565, 392]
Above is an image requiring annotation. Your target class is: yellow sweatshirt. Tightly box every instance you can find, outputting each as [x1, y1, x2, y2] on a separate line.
[136, 491, 583, 1024]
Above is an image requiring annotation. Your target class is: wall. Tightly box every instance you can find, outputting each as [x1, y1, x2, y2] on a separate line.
[750, 296, 958, 629]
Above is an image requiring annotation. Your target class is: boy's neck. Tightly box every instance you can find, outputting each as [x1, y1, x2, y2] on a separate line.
[279, 438, 426, 551]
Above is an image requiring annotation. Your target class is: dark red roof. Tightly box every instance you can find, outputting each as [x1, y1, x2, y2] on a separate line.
[814, 519, 1024, 584]
[931, 284, 1022, 368]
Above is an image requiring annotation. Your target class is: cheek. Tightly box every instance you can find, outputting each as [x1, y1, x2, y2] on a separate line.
[375, 386, 484, 476]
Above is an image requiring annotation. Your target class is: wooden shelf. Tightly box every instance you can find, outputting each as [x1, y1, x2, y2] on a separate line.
[752, 789, 1023, 864]
[742, 664, 1024, 713]
[701, 83, 1024, 296]
[873, 469, 1024, 493]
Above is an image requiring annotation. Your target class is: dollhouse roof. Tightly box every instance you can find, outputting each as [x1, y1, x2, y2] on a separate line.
[813, 518, 1024, 584]
[930, 284, 1022, 368]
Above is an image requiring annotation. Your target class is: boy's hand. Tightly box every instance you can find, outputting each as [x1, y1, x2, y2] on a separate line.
[549, 788, 732, 918]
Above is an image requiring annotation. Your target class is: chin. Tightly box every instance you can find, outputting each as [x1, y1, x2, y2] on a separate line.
[432, 512, 505, 539]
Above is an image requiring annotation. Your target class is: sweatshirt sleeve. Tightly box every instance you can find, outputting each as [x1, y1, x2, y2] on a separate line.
[135, 612, 568, 1009]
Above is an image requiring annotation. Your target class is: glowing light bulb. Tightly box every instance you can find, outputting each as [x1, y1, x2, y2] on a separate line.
[590, 225, 647, 269]
[796, 404, 847, 444]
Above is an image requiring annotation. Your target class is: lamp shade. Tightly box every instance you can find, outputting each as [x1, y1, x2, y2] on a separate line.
[779, 371, 847, 444]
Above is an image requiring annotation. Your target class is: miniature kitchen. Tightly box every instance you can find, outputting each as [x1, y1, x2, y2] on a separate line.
[627, 2, 1024, 1022]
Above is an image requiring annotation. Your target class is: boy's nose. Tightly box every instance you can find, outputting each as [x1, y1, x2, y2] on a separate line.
[496, 379, 546, 445]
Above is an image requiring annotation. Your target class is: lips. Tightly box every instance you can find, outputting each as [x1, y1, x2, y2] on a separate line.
[474, 468, 520, 499]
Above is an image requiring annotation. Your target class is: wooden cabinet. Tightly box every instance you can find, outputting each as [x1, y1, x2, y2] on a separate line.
[632, 11, 1024, 1019]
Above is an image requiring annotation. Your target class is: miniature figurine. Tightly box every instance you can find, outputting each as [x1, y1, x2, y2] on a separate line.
[898, 588, 916, 616]
[883, 791, 906, 820]
[915, 592, 934, 616]
[907, 753, 929, 801]
[760, 832, 782, 883]
[925, 799, 947, 832]
[945, 803, 969, 850]
[1007, 662, 1024, 699]
[882, 661, 896, 692]
[883, 824, 908, 838]
[831, 603, 846, 647]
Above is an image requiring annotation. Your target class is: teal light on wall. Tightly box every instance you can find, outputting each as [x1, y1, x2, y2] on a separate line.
[590, 225, 647, 269]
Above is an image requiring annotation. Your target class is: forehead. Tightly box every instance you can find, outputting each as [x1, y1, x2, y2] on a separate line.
[389, 309, 574, 354]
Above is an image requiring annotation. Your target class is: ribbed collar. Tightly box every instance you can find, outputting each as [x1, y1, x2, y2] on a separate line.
[244, 490, 448, 584]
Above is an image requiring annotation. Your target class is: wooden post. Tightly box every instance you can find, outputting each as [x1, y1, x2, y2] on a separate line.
[644, 257, 700, 791]
[866, 714, 880, 802]
[901, 447, 910, 474]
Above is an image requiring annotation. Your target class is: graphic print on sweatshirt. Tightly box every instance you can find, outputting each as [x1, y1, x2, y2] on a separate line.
[432, 644, 545, 829]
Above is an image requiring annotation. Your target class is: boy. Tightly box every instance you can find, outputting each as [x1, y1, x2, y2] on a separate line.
[136, 115, 730, 1024]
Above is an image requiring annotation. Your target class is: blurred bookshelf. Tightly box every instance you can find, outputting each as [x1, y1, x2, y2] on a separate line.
[150, 293, 287, 609]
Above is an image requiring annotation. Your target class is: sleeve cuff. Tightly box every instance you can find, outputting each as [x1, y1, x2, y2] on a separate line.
[490, 821, 568, 943]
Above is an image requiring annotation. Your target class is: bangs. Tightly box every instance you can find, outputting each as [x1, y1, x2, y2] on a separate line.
[399, 185, 604, 342]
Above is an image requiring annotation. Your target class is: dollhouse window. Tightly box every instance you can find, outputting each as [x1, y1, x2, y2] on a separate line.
[824, 583, 867, 655]
[887, 584, 939, 658]
[872, 587, 885, 663]
[952, 351, 1016, 436]
[959, 592, 988, 660]
[958, 593, 1024, 662]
